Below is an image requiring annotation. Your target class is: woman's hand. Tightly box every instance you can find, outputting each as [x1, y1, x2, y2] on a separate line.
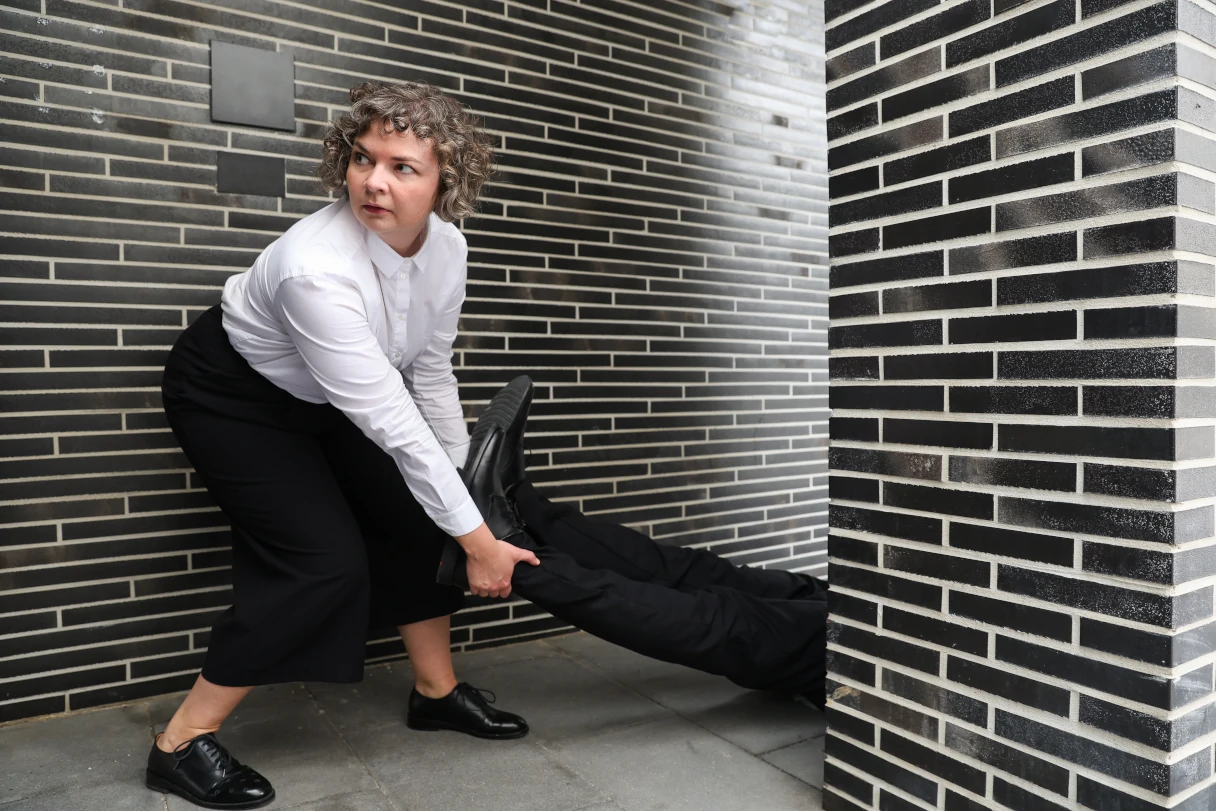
[464, 538, 540, 599]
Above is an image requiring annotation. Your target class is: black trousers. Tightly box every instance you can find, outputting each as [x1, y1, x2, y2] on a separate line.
[509, 481, 828, 697]
[161, 305, 464, 686]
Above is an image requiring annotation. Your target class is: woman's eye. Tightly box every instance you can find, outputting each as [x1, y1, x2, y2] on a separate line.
[354, 153, 368, 164]
[396, 164, 413, 174]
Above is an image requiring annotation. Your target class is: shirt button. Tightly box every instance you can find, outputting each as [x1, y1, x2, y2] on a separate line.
[399, 273, 405, 279]
[392, 352, 400, 359]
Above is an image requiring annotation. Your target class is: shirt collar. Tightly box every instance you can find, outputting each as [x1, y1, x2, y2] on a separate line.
[364, 213, 436, 279]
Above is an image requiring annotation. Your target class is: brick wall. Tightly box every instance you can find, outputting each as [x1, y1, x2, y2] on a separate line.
[0, 0, 827, 723]
[825, 0, 1216, 809]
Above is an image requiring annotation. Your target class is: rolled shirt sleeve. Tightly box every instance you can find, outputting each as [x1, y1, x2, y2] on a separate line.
[404, 270, 471, 470]
[273, 273, 483, 537]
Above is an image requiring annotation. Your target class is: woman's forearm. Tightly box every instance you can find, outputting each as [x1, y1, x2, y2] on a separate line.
[454, 522, 497, 558]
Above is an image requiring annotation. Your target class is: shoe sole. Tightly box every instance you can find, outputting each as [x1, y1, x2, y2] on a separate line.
[463, 376, 533, 486]
[146, 770, 276, 809]
[406, 718, 530, 740]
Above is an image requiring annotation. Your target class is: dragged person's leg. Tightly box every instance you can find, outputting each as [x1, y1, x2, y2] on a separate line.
[508, 533, 827, 701]
[514, 479, 827, 602]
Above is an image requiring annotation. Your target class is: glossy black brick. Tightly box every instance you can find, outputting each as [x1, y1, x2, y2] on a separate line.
[829, 166, 880, 200]
[950, 385, 1077, 415]
[999, 174, 1214, 232]
[884, 482, 994, 520]
[883, 67, 990, 123]
[826, 0, 939, 52]
[822, 766, 872, 807]
[885, 418, 992, 449]
[946, 0, 1075, 68]
[831, 471, 880, 503]
[1083, 128, 1175, 176]
[827, 650, 878, 687]
[993, 778, 1069, 811]
[830, 447, 941, 481]
[996, 1, 1176, 87]
[998, 88, 1180, 159]
[832, 384, 945, 412]
[996, 710, 1209, 795]
[950, 311, 1076, 344]
[1082, 385, 1210, 419]
[829, 622, 942, 675]
[1078, 695, 1175, 751]
[831, 683, 938, 739]
[949, 522, 1074, 566]
[1002, 496, 1213, 544]
[831, 504, 943, 543]
[999, 347, 1215, 380]
[882, 0, 990, 60]
[1086, 463, 1216, 502]
[1085, 305, 1216, 340]
[883, 730, 986, 795]
[950, 77, 1074, 138]
[830, 291, 879, 319]
[884, 545, 990, 586]
[831, 417, 879, 442]
[830, 182, 941, 227]
[999, 261, 1204, 304]
[827, 42, 876, 82]
[830, 357, 881, 380]
[883, 136, 990, 186]
[832, 563, 944, 609]
[828, 49, 941, 113]
[947, 656, 1071, 717]
[1084, 215, 1216, 258]
[831, 591, 881, 626]
[829, 733, 937, 804]
[944, 724, 1070, 796]
[830, 228, 880, 258]
[829, 320, 942, 349]
[829, 117, 943, 171]
[884, 352, 993, 380]
[949, 456, 1075, 492]
[950, 591, 1071, 642]
[828, 104, 879, 142]
[950, 232, 1077, 275]
[829, 534, 880, 566]
[883, 280, 990, 314]
[882, 669, 988, 727]
[883, 207, 991, 250]
[1083, 44, 1176, 100]
[1081, 615, 1216, 670]
[999, 424, 1210, 461]
[831, 251, 944, 288]
[949, 153, 1074, 205]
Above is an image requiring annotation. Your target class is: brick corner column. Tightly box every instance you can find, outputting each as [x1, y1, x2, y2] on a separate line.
[824, 0, 1216, 808]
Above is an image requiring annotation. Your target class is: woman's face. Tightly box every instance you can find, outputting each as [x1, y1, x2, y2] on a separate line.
[346, 123, 441, 257]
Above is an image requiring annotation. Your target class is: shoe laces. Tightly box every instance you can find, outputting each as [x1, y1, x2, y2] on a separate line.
[174, 735, 234, 775]
[466, 684, 497, 704]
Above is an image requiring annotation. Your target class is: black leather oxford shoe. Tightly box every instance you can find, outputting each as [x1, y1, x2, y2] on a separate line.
[145, 733, 274, 810]
[407, 682, 529, 740]
[436, 376, 535, 589]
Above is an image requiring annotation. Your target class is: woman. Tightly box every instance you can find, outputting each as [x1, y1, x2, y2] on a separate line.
[147, 82, 538, 810]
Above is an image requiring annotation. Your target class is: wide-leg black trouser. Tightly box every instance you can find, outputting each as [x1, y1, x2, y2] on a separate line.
[509, 481, 828, 696]
[161, 305, 464, 686]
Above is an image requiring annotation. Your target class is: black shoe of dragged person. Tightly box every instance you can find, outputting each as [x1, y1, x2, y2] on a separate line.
[467, 375, 534, 495]
[436, 426, 529, 589]
[145, 733, 274, 810]
[407, 682, 529, 740]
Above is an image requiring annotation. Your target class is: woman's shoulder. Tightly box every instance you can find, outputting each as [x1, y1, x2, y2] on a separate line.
[275, 201, 364, 275]
[427, 214, 468, 254]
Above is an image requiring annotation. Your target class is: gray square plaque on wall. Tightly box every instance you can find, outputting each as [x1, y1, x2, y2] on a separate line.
[210, 40, 295, 131]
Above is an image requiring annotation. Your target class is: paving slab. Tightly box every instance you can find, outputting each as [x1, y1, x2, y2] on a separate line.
[277, 789, 398, 810]
[0, 703, 152, 806]
[545, 714, 823, 811]
[346, 722, 608, 811]
[762, 736, 826, 789]
[1, 781, 165, 811]
[546, 633, 825, 755]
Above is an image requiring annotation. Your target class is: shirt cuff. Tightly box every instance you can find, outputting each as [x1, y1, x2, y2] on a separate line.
[432, 492, 484, 538]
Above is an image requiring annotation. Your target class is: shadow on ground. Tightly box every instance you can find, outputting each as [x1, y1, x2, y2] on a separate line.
[1, 633, 825, 810]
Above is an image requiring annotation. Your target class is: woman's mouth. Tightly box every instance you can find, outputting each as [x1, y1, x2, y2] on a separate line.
[363, 204, 389, 215]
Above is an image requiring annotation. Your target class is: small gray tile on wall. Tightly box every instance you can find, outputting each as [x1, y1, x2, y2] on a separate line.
[210, 41, 295, 132]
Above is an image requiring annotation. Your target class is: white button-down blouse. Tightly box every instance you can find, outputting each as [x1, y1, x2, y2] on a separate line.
[220, 199, 482, 537]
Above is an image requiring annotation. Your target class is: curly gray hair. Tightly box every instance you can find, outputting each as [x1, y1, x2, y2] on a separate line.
[317, 81, 495, 222]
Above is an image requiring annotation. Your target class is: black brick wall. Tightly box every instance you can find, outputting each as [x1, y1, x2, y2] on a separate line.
[0, 0, 827, 723]
[826, 0, 1216, 808]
